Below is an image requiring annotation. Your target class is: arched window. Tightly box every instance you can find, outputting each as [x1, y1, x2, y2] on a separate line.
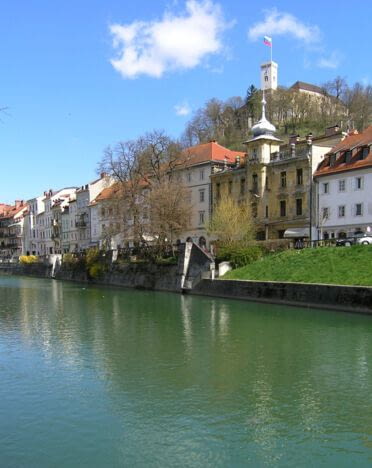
[198, 236, 206, 248]
[186, 236, 193, 243]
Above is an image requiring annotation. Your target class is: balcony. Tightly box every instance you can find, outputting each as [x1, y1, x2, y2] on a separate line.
[75, 220, 87, 228]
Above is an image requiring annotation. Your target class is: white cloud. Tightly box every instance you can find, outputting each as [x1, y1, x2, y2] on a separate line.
[109, 0, 228, 79]
[248, 9, 321, 44]
[174, 101, 191, 116]
[317, 51, 342, 69]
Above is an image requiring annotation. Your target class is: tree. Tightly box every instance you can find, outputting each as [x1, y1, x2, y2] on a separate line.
[207, 198, 254, 247]
[98, 130, 192, 255]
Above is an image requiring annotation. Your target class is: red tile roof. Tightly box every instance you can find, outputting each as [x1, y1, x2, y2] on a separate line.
[314, 126, 372, 177]
[183, 141, 245, 166]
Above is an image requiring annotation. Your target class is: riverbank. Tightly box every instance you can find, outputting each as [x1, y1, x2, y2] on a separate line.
[191, 279, 372, 315]
[222, 245, 372, 286]
[1, 262, 372, 315]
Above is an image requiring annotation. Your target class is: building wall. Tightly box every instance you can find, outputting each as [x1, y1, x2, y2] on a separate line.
[316, 168, 372, 239]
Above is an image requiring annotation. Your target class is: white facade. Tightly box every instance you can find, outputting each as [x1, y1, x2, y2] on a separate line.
[75, 175, 111, 251]
[23, 195, 45, 255]
[61, 199, 79, 252]
[316, 169, 372, 239]
[260, 61, 278, 91]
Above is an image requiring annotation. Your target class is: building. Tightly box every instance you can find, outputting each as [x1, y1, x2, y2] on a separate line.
[261, 61, 278, 91]
[211, 93, 345, 242]
[23, 195, 45, 255]
[314, 126, 372, 240]
[179, 141, 245, 247]
[61, 198, 78, 253]
[0, 201, 28, 260]
[75, 173, 112, 251]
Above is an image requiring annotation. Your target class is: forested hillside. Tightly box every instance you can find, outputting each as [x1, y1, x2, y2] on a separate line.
[181, 77, 372, 151]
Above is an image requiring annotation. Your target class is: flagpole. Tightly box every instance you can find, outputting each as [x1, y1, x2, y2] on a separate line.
[271, 39, 272, 63]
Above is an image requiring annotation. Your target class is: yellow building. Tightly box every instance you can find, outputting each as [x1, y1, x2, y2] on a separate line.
[211, 94, 345, 241]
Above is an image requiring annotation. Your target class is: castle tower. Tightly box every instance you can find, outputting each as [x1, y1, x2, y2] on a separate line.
[260, 61, 278, 91]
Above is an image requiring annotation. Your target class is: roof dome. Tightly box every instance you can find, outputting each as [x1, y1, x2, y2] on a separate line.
[251, 93, 276, 137]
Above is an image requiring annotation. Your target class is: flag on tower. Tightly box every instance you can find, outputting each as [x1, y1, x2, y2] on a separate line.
[263, 36, 272, 47]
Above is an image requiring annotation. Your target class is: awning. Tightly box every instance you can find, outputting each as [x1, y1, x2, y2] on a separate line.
[283, 227, 309, 238]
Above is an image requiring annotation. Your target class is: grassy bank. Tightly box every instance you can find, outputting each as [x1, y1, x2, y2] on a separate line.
[222, 245, 372, 286]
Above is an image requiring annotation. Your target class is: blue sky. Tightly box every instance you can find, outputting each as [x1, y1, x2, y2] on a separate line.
[1, 0, 371, 203]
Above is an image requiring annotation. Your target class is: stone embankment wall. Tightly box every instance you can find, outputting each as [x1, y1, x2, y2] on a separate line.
[191, 279, 372, 315]
[0, 263, 51, 278]
[55, 262, 181, 292]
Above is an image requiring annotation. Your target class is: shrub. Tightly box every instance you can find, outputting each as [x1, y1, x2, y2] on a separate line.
[88, 262, 106, 279]
[19, 255, 38, 264]
[86, 247, 100, 267]
[217, 244, 267, 268]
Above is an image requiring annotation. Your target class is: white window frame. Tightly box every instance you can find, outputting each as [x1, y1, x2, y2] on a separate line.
[322, 207, 330, 220]
[338, 179, 346, 192]
[355, 176, 364, 190]
[354, 203, 363, 216]
[199, 211, 205, 225]
[338, 205, 345, 218]
[322, 182, 329, 194]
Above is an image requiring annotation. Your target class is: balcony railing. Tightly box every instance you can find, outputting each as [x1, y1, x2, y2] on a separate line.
[75, 220, 87, 228]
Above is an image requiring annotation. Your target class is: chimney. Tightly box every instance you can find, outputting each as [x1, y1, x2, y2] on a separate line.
[15, 200, 23, 208]
[100, 172, 107, 179]
[289, 134, 300, 145]
[325, 125, 340, 136]
[223, 156, 228, 170]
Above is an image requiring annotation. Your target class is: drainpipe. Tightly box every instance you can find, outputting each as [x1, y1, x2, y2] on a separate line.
[307, 135, 313, 246]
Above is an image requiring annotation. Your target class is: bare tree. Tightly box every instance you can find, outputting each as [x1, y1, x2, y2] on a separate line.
[98, 130, 192, 254]
[207, 198, 254, 247]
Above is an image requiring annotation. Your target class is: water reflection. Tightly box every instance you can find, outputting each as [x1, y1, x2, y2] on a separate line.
[1, 276, 372, 466]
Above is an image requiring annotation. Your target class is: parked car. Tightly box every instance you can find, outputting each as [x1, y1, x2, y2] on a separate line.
[336, 232, 365, 246]
[357, 235, 372, 245]
[336, 237, 356, 247]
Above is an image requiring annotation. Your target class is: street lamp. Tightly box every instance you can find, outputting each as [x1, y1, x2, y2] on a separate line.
[307, 134, 313, 246]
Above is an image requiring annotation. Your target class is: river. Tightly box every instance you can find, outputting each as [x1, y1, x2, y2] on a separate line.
[1, 276, 372, 467]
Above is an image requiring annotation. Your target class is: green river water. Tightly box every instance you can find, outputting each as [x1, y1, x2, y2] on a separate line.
[1, 275, 372, 467]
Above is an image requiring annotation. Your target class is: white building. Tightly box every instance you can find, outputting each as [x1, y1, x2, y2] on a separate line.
[179, 141, 246, 248]
[23, 195, 45, 255]
[61, 198, 78, 253]
[260, 61, 278, 91]
[34, 188, 76, 255]
[314, 126, 372, 240]
[75, 173, 112, 251]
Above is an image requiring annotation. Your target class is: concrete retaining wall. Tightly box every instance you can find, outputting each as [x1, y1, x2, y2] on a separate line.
[55, 262, 181, 292]
[0, 263, 52, 278]
[191, 279, 372, 315]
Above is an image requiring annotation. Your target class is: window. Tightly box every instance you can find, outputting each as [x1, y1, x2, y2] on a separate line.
[252, 203, 258, 218]
[265, 75, 268, 82]
[265, 176, 269, 190]
[323, 182, 329, 194]
[101, 208, 105, 217]
[199, 211, 205, 225]
[296, 198, 302, 216]
[252, 174, 258, 193]
[338, 179, 346, 192]
[322, 207, 329, 219]
[280, 200, 286, 217]
[345, 151, 352, 163]
[200, 169, 204, 181]
[228, 180, 232, 195]
[199, 190, 205, 203]
[265, 205, 269, 218]
[362, 147, 369, 159]
[187, 172, 191, 183]
[280, 171, 287, 188]
[240, 178, 246, 195]
[355, 203, 363, 216]
[216, 183, 220, 200]
[338, 205, 345, 217]
[296, 168, 303, 185]
[355, 177, 363, 190]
